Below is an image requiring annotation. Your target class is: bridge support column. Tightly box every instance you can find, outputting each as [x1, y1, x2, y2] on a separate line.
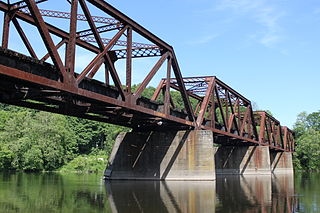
[214, 146, 271, 175]
[105, 130, 215, 180]
[270, 151, 293, 174]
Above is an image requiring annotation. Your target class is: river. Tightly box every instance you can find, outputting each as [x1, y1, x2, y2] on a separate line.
[0, 172, 318, 212]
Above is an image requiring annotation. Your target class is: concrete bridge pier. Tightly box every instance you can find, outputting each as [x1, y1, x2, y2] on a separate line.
[214, 146, 272, 175]
[270, 151, 294, 174]
[105, 130, 216, 180]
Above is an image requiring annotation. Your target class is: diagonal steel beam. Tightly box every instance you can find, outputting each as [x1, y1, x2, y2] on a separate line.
[133, 52, 169, 99]
[196, 77, 215, 128]
[76, 26, 128, 84]
[12, 17, 37, 59]
[25, 0, 66, 80]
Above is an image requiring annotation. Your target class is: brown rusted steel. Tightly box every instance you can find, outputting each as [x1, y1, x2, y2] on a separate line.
[2, 12, 11, 48]
[126, 27, 132, 94]
[155, 76, 294, 151]
[25, 0, 66, 81]
[253, 111, 295, 151]
[133, 52, 169, 99]
[65, 0, 78, 76]
[282, 126, 295, 152]
[0, 0, 196, 126]
[18, 7, 158, 49]
[41, 39, 67, 61]
[0, 1, 293, 152]
[162, 76, 259, 143]
[164, 56, 172, 115]
[10, 0, 47, 11]
[111, 47, 162, 59]
[19, 7, 119, 24]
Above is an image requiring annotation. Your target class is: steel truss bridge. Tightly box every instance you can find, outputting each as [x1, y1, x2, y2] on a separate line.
[0, 0, 294, 152]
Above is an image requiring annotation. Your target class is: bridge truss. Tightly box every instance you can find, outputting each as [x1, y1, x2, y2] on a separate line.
[0, 0, 294, 152]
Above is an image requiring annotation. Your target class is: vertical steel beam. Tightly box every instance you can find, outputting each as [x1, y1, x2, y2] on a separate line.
[225, 90, 229, 130]
[283, 127, 288, 150]
[65, 0, 78, 76]
[104, 63, 110, 85]
[259, 112, 266, 143]
[2, 12, 11, 48]
[164, 56, 171, 115]
[210, 94, 216, 129]
[126, 27, 132, 93]
[250, 107, 259, 140]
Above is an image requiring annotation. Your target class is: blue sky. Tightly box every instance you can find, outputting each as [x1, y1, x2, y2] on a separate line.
[1, 0, 320, 128]
[108, 0, 320, 128]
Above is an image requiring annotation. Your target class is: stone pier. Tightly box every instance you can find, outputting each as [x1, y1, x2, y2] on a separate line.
[214, 146, 272, 175]
[105, 130, 215, 180]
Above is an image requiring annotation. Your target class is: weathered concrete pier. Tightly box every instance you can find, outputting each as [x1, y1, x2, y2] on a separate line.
[105, 130, 215, 180]
[105, 130, 293, 180]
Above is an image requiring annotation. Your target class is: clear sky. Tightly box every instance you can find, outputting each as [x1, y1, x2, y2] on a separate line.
[107, 0, 320, 128]
[1, 0, 320, 128]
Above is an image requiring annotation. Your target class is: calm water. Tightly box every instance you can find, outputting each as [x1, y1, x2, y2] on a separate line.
[0, 172, 319, 213]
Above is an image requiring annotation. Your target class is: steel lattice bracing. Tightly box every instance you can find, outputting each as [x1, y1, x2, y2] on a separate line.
[152, 76, 294, 152]
[0, 0, 294, 152]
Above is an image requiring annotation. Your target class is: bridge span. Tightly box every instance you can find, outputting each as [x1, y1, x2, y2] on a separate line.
[0, 0, 294, 179]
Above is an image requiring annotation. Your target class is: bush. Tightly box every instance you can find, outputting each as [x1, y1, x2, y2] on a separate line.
[59, 154, 108, 173]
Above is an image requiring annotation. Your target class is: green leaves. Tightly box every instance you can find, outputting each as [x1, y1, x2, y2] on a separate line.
[0, 105, 128, 172]
[0, 110, 78, 171]
[293, 110, 320, 171]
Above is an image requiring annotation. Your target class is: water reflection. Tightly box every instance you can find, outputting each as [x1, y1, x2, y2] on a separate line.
[0, 173, 110, 213]
[215, 174, 297, 213]
[105, 181, 216, 213]
[0, 172, 316, 213]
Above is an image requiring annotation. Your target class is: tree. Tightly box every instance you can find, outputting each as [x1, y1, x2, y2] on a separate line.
[0, 110, 78, 171]
[293, 112, 308, 138]
[293, 110, 320, 170]
[294, 129, 320, 170]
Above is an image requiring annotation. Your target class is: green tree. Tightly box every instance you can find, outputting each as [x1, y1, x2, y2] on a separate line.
[294, 129, 320, 170]
[0, 110, 78, 171]
[293, 110, 320, 170]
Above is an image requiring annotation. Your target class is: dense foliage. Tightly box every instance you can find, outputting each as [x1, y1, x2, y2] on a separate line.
[0, 105, 127, 172]
[293, 111, 320, 170]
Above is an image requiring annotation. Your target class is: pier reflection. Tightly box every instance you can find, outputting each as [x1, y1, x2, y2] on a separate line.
[105, 181, 216, 213]
[216, 174, 298, 213]
[105, 175, 298, 213]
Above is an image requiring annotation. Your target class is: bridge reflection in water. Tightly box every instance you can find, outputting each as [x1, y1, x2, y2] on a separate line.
[105, 175, 298, 213]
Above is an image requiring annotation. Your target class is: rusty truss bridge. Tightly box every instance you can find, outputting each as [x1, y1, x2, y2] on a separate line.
[0, 0, 294, 152]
